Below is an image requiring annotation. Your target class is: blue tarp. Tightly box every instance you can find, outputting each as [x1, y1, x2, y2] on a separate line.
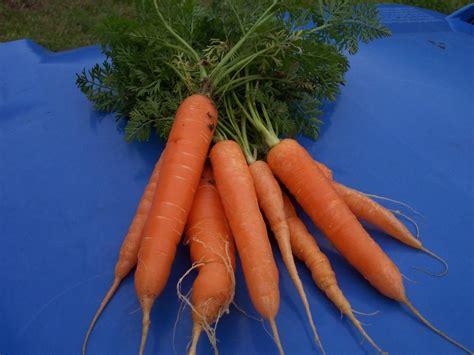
[1, 4, 473, 354]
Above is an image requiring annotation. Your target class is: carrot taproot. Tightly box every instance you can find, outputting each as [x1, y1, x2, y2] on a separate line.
[249, 160, 325, 354]
[268, 138, 472, 354]
[210, 140, 284, 355]
[313, 160, 447, 276]
[135, 94, 217, 355]
[330, 182, 447, 276]
[82, 154, 163, 355]
[183, 164, 236, 355]
[282, 193, 382, 353]
[268, 139, 404, 300]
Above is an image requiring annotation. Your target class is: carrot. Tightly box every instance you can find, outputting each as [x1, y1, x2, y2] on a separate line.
[331, 182, 448, 276]
[268, 138, 472, 354]
[282, 193, 383, 353]
[249, 160, 325, 354]
[135, 94, 217, 355]
[314, 161, 447, 276]
[183, 164, 236, 355]
[82, 154, 163, 355]
[210, 140, 284, 355]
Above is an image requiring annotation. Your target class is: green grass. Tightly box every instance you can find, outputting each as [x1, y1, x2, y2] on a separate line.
[0, 0, 135, 51]
[0, 0, 472, 52]
[376, 0, 471, 14]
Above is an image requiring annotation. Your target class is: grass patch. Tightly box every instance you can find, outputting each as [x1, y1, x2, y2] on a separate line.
[0, 0, 471, 52]
[376, 0, 471, 14]
[0, 0, 135, 51]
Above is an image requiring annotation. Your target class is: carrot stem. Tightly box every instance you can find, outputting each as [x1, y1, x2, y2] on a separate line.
[82, 277, 121, 355]
[269, 318, 285, 355]
[403, 299, 472, 354]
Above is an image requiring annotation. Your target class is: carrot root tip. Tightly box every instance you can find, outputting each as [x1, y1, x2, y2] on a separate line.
[188, 323, 203, 355]
[269, 318, 285, 355]
[138, 298, 153, 355]
[403, 299, 473, 354]
[347, 312, 383, 353]
[82, 277, 121, 355]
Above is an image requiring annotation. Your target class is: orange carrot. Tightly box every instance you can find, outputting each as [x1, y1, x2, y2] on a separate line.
[331, 182, 447, 275]
[269, 139, 404, 300]
[210, 140, 284, 355]
[183, 164, 236, 355]
[282, 193, 382, 353]
[314, 160, 447, 275]
[249, 160, 325, 354]
[82, 154, 163, 355]
[268, 138, 472, 354]
[135, 94, 217, 355]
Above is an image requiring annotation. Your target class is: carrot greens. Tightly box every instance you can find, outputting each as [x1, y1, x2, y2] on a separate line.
[76, 0, 389, 143]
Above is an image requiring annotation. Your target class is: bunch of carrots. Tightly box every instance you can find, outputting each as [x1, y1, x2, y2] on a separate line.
[77, 1, 472, 354]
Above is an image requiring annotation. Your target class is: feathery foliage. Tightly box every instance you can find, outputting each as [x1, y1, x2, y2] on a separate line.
[76, 0, 390, 143]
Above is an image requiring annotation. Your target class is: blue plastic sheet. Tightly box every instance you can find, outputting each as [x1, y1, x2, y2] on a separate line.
[1, 4, 473, 354]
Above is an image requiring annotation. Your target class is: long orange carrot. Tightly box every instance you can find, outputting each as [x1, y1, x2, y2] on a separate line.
[314, 161, 447, 275]
[331, 182, 447, 275]
[268, 138, 472, 354]
[282, 193, 382, 353]
[183, 164, 236, 355]
[82, 154, 163, 355]
[210, 140, 284, 355]
[249, 160, 325, 354]
[135, 94, 217, 355]
[269, 139, 404, 300]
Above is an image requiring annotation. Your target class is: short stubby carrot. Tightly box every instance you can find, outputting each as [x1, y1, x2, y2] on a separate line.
[82, 154, 163, 355]
[249, 160, 324, 353]
[268, 139, 472, 354]
[282, 193, 382, 353]
[210, 140, 284, 355]
[184, 164, 236, 355]
[135, 94, 217, 355]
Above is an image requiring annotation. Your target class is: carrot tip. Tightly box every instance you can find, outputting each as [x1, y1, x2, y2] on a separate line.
[188, 323, 202, 355]
[269, 318, 285, 355]
[138, 297, 153, 355]
[82, 277, 121, 355]
[347, 312, 384, 354]
[403, 299, 472, 354]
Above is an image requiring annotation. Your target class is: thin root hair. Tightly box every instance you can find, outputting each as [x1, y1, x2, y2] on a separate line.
[390, 209, 420, 239]
[413, 247, 449, 277]
[362, 192, 423, 217]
